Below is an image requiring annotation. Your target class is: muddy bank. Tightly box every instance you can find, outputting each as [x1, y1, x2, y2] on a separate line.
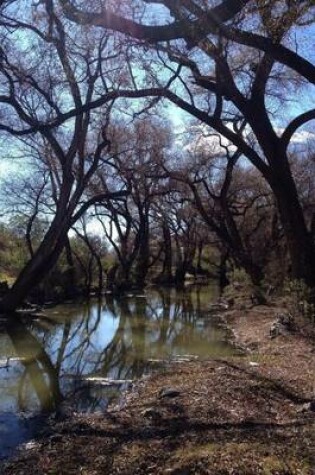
[2, 304, 315, 475]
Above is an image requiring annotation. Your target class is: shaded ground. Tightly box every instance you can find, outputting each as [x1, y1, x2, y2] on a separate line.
[1, 304, 315, 474]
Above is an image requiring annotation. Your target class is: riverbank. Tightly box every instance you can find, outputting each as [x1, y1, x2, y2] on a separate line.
[2, 303, 315, 474]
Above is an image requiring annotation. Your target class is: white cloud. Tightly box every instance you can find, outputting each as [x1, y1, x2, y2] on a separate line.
[274, 127, 315, 143]
[181, 124, 237, 156]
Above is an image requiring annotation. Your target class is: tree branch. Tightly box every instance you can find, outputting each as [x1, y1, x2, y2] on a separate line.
[281, 109, 315, 150]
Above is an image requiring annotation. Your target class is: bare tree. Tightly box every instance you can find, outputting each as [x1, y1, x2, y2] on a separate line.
[93, 118, 171, 291]
[0, 2, 131, 311]
[59, 0, 315, 287]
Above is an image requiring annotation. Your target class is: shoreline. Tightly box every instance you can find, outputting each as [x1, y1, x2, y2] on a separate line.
[2, 302, 315, 474]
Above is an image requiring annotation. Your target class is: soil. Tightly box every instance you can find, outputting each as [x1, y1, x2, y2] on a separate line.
[1, 303, 315, 475]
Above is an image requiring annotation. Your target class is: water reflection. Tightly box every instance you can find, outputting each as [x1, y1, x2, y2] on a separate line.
[0, 285, 234, 457]
[6, 319, 62, 412]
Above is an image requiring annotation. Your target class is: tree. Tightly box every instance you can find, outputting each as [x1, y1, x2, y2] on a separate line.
[169, 132, 276, 286]
[150, 177, 213, 285]
[60, 0, 315, 83]
[1, 169, 51, 259]
[0, 2, 131, 311]
[59, 0, 315, 287]
[72, 218, 108, 296]
[92, 117, 172, 291]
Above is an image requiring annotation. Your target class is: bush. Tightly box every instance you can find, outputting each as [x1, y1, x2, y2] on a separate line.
[284, 279, 315, 323]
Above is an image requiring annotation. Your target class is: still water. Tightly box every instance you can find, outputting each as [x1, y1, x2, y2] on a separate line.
[0, 285, 233, 459]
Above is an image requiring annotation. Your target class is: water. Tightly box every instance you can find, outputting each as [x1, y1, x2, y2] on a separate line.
[0, 285, 234, 460]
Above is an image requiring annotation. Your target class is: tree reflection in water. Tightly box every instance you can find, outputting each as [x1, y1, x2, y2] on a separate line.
[6, 318, 62, 412]
[1, 285, 231, 416]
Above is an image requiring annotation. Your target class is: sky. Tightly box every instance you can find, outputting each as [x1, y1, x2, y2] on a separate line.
[0, 2, 314, 200]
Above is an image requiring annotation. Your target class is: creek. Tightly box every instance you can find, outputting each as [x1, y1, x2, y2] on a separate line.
[0, 284, 234, 460]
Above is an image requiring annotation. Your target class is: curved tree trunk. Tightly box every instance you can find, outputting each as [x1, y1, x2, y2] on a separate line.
[0, 211, 71, 313]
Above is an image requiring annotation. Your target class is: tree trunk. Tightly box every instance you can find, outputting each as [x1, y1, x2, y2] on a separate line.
[0, 212, 71, 313]
[248, 103, 315, 288]
[174, 237, 186, 285]
[134, 221, 150, 288]
[156, 220, 173, 284]
[161, 220, 173, 281]
[272, 173, 315, 287]
[196, 240, 204, 272]
[114, 261, 133, 292]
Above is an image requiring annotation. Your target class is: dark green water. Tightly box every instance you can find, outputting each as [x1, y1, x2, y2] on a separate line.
[0, 285, 234, 460]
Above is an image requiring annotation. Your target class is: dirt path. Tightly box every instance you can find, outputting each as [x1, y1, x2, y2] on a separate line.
[2, 305, 315, 475]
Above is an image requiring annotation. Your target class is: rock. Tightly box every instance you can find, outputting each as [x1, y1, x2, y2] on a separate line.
[310, 400, 315, 412]
[249, 361, 259, 367]
[159, 387, 181, 399]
